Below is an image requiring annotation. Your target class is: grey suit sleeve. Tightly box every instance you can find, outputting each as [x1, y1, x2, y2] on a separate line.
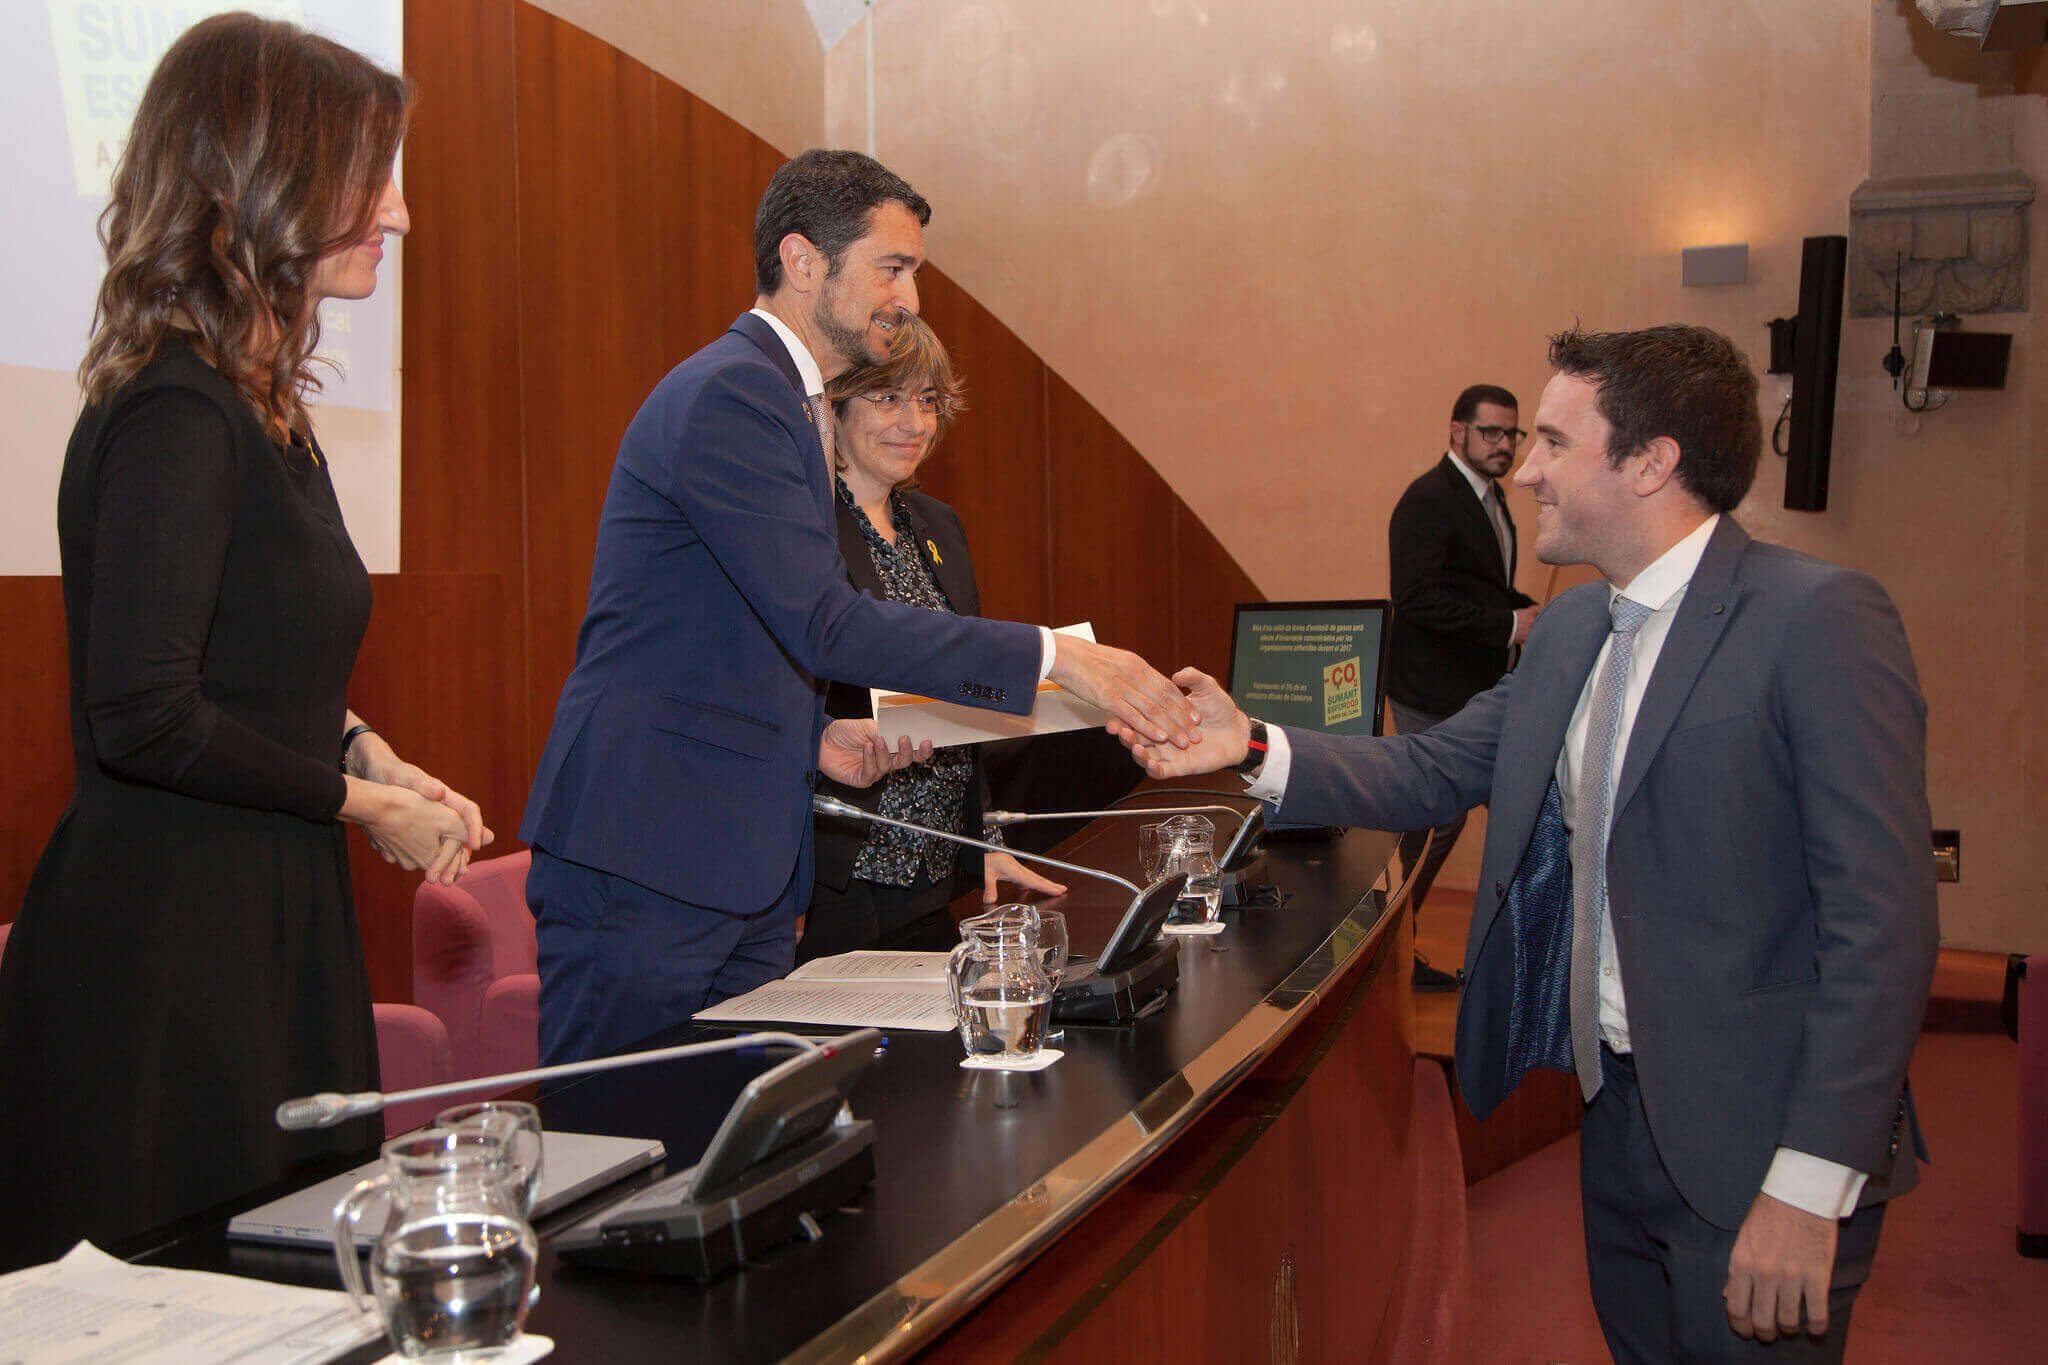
[1772, 571, 1939, 1174]
[1276, 671, 1508, 830]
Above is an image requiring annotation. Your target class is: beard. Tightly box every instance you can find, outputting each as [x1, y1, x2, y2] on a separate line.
[816, 281, 893, 369]
[1463, 438, 1511, 478]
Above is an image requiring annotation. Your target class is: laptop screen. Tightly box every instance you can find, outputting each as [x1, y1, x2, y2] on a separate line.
[1226, 600, 1391, 739]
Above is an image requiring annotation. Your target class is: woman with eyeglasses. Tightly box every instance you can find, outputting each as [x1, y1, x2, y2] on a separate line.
[0, 14, 489, 1270]
[800, 315, 1066, 961]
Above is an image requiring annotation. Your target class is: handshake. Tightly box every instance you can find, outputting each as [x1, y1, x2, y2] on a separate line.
[821, 634, 1257, 790]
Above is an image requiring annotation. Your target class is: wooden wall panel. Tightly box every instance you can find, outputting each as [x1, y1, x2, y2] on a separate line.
[1, 579, 72, 910]
[1173, 507, 1261, 684]
[1047, 373, 1177, 668]
[512, 13, 671, 761]
[914, 268, 1051, 627]
[651, 82, 774, 364]
[399, 0, 523, 582]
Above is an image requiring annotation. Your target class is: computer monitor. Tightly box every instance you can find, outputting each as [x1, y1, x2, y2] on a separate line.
[1227, 600, 1391, 740]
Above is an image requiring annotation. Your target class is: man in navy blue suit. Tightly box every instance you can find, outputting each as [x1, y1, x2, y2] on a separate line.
[521, 151, 1198, 1066]
[1112, 326, 1936, 1361]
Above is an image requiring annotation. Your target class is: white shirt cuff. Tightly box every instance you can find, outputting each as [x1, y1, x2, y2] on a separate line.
[1761, 1147, 1868, 1220]
[1037, 626, 1056, 681]
[1243, 723, 1292, 803]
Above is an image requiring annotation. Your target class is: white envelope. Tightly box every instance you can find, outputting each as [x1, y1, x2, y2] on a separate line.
[870, 623, 1111, 747]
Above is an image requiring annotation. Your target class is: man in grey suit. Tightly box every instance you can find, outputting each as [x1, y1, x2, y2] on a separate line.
[1116, 325, 1937, 1361]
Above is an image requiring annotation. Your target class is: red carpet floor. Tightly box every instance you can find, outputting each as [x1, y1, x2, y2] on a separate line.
[1464, 1033, 2047, 1363]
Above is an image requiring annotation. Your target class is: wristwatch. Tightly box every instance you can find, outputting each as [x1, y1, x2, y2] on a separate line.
[1228, 718, 1269, 775]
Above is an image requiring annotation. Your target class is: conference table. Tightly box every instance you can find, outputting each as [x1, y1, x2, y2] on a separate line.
[148, 782, 1424, 1362]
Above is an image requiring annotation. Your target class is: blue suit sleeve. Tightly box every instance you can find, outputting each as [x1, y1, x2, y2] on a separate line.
[641, 363, 1039, 713]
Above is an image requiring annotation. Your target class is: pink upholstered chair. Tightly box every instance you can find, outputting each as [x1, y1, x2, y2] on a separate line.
[372, 1003, 455, 1137]
[413, 850, 538, 1082]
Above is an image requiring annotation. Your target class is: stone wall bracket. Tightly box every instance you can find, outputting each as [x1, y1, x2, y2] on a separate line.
[1847, 169, 2033, 317]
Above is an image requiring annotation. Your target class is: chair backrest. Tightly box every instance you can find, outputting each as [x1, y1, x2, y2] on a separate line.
[0, 920, 11, 961]
[413, 850, 535, 1080]
[373, 1002, 456, 1137]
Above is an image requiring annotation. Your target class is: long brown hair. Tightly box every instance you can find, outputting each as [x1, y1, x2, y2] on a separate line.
[79, 13, 411, 442]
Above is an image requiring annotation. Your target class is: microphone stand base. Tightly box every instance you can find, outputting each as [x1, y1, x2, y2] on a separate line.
[1053, 940, 1181, 1024]
[556, 1120, 876, 1281]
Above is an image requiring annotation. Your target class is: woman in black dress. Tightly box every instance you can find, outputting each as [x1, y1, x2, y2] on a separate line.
[0, 14, 490, 1271]
[801, 316, 1066, 961]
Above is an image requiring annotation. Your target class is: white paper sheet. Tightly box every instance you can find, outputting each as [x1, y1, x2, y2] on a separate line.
[870, 623, 1111, 748]
[692, 979, 956, 1031]
[0, 1242, 382, 1365]
[785, 951, 951, 983]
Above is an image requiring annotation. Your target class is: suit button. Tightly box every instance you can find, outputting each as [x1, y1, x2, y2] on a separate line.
[1494, 880, 1505, 896]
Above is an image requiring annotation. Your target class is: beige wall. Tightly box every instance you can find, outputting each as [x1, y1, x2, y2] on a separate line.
[525, 0, 825, 155]
[551, 0, 2045, 952]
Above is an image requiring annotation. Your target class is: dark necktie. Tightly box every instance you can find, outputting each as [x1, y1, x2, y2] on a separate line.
[1485, 483, 1513, 577]
[808, 393, 835, 476]
[1568, 594, 1656, 1099]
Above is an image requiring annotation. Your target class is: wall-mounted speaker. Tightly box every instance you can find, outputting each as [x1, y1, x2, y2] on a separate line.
[1784, 235, 1847, 513]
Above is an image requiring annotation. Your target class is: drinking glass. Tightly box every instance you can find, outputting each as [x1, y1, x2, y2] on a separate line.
[1169, 842, 1223, 927]
[435, 1100, 543, 1218]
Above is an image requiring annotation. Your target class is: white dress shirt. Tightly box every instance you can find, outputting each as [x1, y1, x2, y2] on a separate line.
[747, 308, 1055, 681]
[1250, 512, 1864, 1219]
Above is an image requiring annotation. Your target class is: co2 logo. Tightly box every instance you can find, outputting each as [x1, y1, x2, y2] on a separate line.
[1324, 660, 1358, 688]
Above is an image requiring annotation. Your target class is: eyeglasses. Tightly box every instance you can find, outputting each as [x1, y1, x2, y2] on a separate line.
[855, 391, 941, 417]
[1468, 424, 1527, 447]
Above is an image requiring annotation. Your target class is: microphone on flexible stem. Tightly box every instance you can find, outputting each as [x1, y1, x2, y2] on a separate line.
[277, 1030, 835, 1131]
[809, 792, 1140, 897]
[985, 802, 1269, 901]
[811, 793, 1184, 1022]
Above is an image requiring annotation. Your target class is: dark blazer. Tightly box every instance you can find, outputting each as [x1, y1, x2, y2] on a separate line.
[1281, 518, 1937, 1229]
[1388, 454, 1537, 716]
[520, 313, 1041, 912]
[811, 489, 990, 894]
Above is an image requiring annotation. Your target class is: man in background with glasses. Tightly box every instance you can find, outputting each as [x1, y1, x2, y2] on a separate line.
[1386, 384, 1539, 991]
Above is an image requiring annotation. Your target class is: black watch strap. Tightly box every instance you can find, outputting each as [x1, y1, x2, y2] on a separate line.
[1229, 718, 1269, 775]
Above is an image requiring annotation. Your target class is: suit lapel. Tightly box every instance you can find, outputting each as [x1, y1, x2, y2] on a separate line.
[1438, 457, 1509, 586]
[834, 498, 886, 597]
[730, 312, 805, 395]
[1467, 585, 1609, 950]
[903, 499, 976, 614]
[1611, 518, 1751, 821]
[729, 311, 832, 521]
[1495, 590, 1608, 839]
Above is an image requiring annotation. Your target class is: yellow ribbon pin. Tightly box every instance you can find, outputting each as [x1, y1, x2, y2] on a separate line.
[926, 539, 942, 565]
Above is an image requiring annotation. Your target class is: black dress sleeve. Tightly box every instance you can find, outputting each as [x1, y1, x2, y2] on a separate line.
[82, 389, 348, 820]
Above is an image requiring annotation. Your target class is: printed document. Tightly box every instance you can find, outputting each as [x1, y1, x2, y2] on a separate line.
[0, 1241, 381, 1364]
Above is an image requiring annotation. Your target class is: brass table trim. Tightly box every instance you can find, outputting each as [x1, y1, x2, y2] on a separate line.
[783, 837, 1426, 1364]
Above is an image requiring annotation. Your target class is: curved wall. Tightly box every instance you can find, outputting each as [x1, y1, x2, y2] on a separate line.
[0, 0, 1261, 1001]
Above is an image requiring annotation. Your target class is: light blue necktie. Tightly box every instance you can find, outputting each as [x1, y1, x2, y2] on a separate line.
[1569, 594, 1656, 1100]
